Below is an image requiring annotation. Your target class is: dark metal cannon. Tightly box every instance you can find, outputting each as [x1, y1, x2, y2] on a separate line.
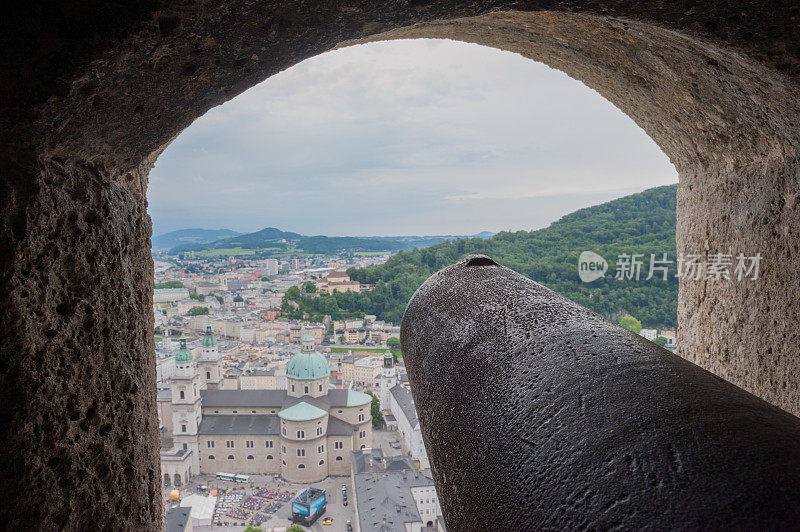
[401, 255, 800, 530]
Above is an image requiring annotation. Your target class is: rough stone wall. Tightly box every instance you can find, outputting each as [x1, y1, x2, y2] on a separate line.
[0, 157, 162, 529]
[678, 156, 800, 416]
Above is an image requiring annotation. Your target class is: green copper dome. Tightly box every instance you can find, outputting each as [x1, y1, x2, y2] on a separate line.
[286, 350, 330, 380]
[301, 332, 314, 342]
[175, 335, 193, 363]
[278, 401, 327, 422]
[201, 323, 217, 347]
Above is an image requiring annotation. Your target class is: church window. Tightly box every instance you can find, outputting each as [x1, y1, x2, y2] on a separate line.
[297, 449, 305, 457]
[358, 414, 364, 422]
[206, 371, 210, 379]
[304, 386, 309, 394]
[179, 391, 185, 399]
[247, 455, 254, 460]
[207, 441, 215, 448]
[296, 430, 305, 438]
[227, 455, 234, 460]
[181, 425, 186, 433]
[319, 460, 325, 465]
[335, 456, 343, 461]
[246, 440, 254, 448]
[266, 455, 273, 460]
[334, 441, 343, 449]
[265, 440, 273, 448]
[226, 440, 234, 448]
[318, 384, 323, 392]
[298, 464, 305, 469]
[208, 455, 215, 460]
[291, 385, 295, 392]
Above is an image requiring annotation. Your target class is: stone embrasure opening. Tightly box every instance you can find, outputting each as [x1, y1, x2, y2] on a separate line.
[3, 2, 800, 529]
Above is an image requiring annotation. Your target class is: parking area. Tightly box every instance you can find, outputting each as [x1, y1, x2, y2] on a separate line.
[181, 474, 355, 532]
[372, 429, 405, 457]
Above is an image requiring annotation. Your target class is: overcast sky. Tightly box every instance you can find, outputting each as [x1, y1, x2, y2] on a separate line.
[148, 39, 677, 237]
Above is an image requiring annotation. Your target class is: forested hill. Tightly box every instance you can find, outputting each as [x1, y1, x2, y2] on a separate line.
[340, 184, 678, 328]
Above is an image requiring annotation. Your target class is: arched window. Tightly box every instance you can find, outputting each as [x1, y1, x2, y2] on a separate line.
[291, 385, 295, 392]
[266, 455, 273, 460]
[227, 455, 234, 460]
[360, 444, 365, 449]
[319, 460, 324, 465]
[318, 384, 323, 392]
[247, 455, 254, 460]
[335, 456, 343, 461]
[208, 455, 215, 460]
[179, 390, 185, 399]
[304, 386, 309, 394]
[298, 464, 305, 469]
[206, 371, 210, 379]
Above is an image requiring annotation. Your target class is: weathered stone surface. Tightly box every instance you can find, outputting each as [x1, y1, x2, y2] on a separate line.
[2, 1, 800, 528]
[401, 255, 800, 530]
[0, 156, 160, 529]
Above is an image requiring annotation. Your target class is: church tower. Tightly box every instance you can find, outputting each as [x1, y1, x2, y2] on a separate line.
[379, 350, 397, 409]
[197, 322, 223, 389]
[171, 334, 203, 474]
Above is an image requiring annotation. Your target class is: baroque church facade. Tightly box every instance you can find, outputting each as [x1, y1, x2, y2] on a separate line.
[160, 328, 373, 486]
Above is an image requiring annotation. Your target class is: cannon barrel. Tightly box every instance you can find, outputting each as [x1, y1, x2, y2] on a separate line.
[400, 255, 800, 530]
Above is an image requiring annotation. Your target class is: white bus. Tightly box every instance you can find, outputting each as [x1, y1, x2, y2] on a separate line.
[216, 472, 236, 482]
[234, 474, 250, 483]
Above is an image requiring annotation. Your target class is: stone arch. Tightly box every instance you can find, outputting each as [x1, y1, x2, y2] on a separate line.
[2, 2, 800, 530]
[173, 474, 181, 487]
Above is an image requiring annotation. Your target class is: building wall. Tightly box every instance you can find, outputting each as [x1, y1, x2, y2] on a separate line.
[240, 374, 272, 389]
[327, 435, 353, 476]
[287, 376, 328, 398]
[198, 434, 280, 475]
[411, 485, 442, 524]
[201, 406, 280, 416]
[330, 405, 370, 427]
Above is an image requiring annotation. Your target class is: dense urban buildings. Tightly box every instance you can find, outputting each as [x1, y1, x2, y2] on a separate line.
[153, 251, 442, 529]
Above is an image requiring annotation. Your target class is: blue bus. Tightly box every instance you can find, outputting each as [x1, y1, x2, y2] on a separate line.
[291, 487, 327, 525]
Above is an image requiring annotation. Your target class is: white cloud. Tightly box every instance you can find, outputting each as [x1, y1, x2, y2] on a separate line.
[148, 39, 676, 236]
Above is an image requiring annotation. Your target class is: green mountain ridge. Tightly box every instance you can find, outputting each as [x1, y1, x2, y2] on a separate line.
[168, 227, 495, 255]
[283, 184, 678, 328]
[152, 228, 241, 250]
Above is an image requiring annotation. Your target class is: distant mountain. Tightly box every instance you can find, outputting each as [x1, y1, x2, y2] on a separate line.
[169, 227, 405, 254]
[368, 231, 495, 250]
[152, 228, 241, 250]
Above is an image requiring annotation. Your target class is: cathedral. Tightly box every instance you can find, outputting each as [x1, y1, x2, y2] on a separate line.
[160, 327, 373, 486]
